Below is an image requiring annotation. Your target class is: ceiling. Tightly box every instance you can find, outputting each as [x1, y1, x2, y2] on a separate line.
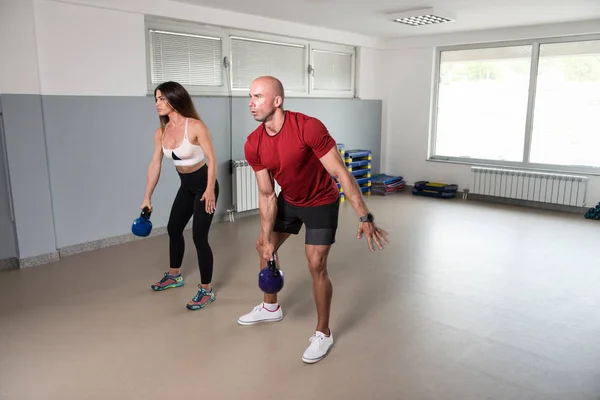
[172, 0, 600, 40]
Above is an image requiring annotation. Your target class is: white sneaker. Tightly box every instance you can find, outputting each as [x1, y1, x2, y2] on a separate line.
[302, 331, 334, 364]
[237, 303, 283, 325]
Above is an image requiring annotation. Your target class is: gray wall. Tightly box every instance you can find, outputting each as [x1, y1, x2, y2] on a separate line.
[0, 105, 18, 260]
[40, 95, 232, 249]
[0, 93, 382, 259]
[1, 94, 56, 259]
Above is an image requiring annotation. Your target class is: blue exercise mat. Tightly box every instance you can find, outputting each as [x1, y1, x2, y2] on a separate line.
[372, 174, 404, 185]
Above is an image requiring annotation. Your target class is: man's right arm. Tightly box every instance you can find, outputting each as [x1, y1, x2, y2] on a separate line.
[244, 136, 277, 250]
[256, 168, 277, 243]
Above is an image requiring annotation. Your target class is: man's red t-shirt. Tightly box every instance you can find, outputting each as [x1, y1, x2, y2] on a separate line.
[244, 110, 340, 208]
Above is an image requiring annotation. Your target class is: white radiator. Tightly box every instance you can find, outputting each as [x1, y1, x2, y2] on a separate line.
[471, 167, 589, 207]
[230, 160, 281, 219]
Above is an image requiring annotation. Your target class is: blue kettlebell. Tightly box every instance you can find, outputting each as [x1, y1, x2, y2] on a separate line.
[132, 206, 152, 237]
[258, 253, 284, 294]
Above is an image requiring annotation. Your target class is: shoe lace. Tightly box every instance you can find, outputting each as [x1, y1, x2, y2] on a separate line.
[308, 333, 325, 350]
[252, 304, 264, 313]
[158, 272, 170, 283]
[192, 288, 207, 302]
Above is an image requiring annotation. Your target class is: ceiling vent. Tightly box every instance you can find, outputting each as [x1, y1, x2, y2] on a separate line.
[388, 8, 455, 26]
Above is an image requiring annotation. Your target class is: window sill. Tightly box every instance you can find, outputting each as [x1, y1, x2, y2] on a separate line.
[427, 156, 600, 177]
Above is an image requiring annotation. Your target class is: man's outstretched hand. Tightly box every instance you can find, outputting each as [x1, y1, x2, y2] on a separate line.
[357, 222, 389, 252]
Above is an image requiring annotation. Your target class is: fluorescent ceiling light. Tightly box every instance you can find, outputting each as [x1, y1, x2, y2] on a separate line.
[389, 8, 455, 26]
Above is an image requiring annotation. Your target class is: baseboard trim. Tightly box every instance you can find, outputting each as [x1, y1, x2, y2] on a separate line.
[0, 257, 19, 271]
[0, 212, 252, 271]
[465, 192, 588, 214]
[19, 252, 60, 268]
[405, 184, 587, 214]
[57, 212, 249, 259]
[58, 222, 191, 258]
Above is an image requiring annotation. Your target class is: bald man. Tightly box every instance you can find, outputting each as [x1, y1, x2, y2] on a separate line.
[238, 76, 388, 364]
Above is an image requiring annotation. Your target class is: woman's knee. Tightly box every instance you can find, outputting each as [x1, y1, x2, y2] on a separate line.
[167, 220, 184, 237]
[193, 225, 210, 246]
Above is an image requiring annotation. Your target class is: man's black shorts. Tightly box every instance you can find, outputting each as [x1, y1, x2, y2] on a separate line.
[274, 192, 340, 245]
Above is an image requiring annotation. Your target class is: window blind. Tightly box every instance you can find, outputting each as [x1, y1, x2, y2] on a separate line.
[230, 37, 306, 91]
[311, 49, 353, 91]
[149, 29, 223, 87]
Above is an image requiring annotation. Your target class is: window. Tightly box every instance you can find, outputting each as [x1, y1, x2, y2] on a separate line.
[310, 46, 355, 96]
[144, 17, 356, 98]
[530, 40, 600, 168]
[148, 30, 224, 88]
[230, 36, 307, 93]
[431, 35, 600, 173]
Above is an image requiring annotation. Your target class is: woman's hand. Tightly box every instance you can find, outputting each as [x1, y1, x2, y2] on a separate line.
[201, 187, 216, 214]
[140, 197, 152, 212]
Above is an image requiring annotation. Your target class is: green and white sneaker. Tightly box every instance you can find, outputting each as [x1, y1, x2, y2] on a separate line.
[186, 287, 215, 310]
[151, 272, 184, 291]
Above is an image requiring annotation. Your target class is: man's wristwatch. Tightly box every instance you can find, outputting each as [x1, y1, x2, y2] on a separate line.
[358, 213, 374, 223]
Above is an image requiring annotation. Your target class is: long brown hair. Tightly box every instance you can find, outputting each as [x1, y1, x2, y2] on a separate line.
[154, 81, 201, 133]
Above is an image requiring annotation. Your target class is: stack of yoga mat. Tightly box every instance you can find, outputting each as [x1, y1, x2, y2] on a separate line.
[371, 174, 406, 195]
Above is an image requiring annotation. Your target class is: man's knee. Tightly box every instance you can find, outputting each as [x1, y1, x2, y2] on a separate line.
[306, 245, 331, 275]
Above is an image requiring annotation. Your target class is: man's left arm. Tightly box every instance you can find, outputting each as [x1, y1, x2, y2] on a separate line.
[303, 118, 389, 251]
[320, 147, 370, 218]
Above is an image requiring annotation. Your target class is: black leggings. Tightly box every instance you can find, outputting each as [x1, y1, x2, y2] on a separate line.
[167, 164, 219, 284]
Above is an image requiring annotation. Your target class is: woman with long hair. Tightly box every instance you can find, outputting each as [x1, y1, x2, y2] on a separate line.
[141, 81, 220, 310]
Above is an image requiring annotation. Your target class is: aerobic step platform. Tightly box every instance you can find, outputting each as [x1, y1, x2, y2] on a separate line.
[345, 159, 371, 170]
[411, 181, 458, 199]
[344, 149, 372, 163]
[337, 176, 372, 193]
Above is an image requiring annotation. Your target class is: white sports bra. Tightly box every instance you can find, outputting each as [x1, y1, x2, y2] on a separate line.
[162, 118, 205, 167]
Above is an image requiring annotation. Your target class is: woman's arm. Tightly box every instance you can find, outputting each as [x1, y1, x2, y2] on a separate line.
[143, 128, 164, 207]
[192, 119, 218, 213]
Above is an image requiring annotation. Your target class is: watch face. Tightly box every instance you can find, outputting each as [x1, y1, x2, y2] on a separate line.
[360, 213, 374, 222]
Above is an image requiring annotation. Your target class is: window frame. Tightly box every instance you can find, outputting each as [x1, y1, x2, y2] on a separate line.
[227, 33, 310, 96]
[429, 33, 600, 176]
[308, 41, 357, 98]
[145, 17, 230, 96]
[144, 17, 357, 99]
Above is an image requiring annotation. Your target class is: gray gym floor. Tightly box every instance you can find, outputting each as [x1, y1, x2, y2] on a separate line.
[1, 194, 598, 400]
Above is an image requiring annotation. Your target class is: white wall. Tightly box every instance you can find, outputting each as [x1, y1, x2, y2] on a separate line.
[383, 20, 600, 206]
[51, 0, 386, 50]
[0, 0, 41, 94]
[24, 0, 387, 97]
[356, 47, 388, 168]
[356, 47, 387, 100]
[33, 0, 147, 96]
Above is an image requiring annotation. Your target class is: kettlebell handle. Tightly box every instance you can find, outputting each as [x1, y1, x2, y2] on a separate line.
[141, 206, 152, 219]
[267, 252, 278, 272]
